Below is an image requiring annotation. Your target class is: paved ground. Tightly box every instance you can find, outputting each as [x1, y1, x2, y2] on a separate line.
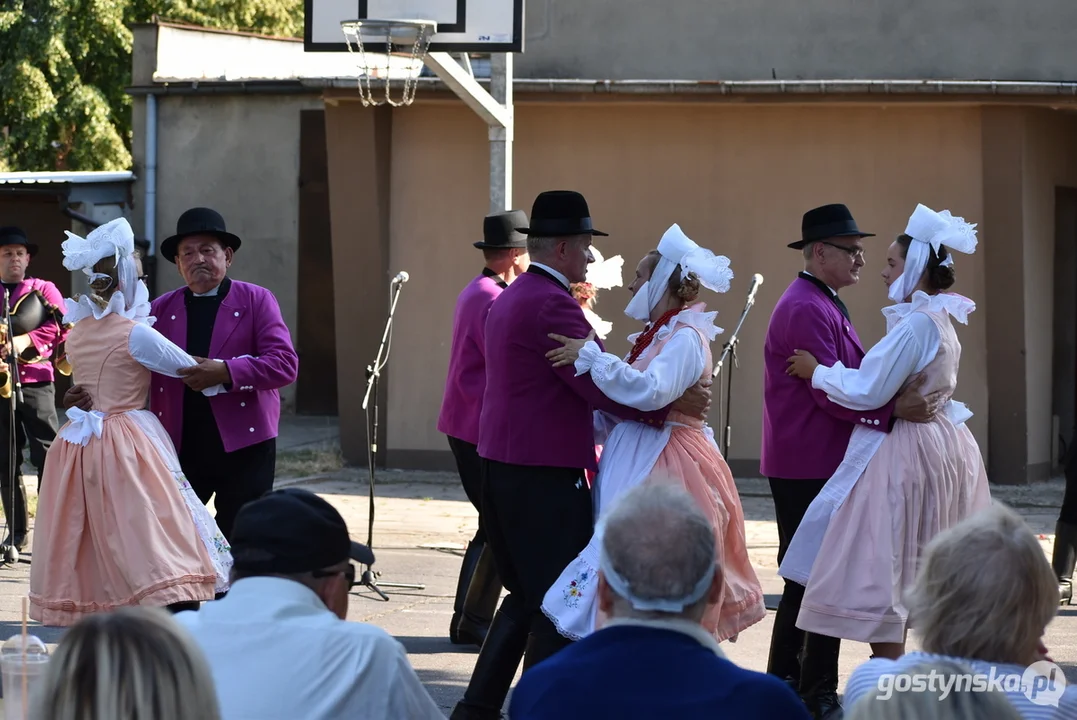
[1, 416, 1075, 717]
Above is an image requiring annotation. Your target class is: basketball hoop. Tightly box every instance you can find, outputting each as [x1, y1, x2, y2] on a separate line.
[341, 19, 437, 107]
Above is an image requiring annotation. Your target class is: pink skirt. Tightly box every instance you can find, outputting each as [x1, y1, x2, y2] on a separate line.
[796, 417, 991, 643]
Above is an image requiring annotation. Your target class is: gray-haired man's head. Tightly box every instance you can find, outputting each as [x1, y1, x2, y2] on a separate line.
[598, 481, 720, 622]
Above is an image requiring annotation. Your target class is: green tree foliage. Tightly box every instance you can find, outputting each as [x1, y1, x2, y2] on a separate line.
[0, 0, 301, 172]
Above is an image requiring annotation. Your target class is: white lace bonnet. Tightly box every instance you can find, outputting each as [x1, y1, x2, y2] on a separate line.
[624, 223, 733, 323]
[61, 217, 141, 310]
[887, 204, 978, 304]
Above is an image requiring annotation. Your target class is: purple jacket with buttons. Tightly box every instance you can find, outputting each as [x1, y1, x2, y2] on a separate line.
[760, 275, 896, 480]
[149, 280, 298, 454]
[10, 278, 68, 385]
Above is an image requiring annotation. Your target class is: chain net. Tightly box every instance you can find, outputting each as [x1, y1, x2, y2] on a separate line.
[341, 20, 437, 107]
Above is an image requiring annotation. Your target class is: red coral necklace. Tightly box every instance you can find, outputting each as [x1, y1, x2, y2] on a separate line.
[626, 308, 682, 365]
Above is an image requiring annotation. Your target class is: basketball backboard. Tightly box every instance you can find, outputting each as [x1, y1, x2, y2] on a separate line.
[304, 0, 523, 53]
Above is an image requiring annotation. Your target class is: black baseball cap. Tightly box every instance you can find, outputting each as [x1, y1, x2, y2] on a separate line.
[230, 488, 374, 574]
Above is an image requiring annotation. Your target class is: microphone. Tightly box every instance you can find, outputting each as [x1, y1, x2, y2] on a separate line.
[745, 273, 764, 305]
[391, 271, 410, 285]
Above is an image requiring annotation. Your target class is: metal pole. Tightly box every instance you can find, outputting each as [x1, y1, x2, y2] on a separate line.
[488, 53, 513, 213]
[145, 93, 158, 256]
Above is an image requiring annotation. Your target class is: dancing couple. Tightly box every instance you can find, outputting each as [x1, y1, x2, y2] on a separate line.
[764, 202, 990, 718]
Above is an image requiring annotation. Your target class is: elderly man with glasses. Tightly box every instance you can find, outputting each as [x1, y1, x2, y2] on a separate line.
[759, 204, 940, 719]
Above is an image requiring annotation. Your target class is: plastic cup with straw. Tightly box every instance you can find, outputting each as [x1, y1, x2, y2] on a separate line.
[0, 598, 48, 720]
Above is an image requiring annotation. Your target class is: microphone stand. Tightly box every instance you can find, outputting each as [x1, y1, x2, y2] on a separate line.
[1, 289, 23, 563]
[711, 281, 761, 458]
[358, 274, 425, 601]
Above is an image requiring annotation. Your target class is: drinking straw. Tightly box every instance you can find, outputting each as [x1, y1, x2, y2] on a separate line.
[20, 597, 27, 720]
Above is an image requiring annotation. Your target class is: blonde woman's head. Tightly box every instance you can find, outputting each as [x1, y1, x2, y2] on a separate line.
[32, 607, 220, 720]
[846, 660, 1022, 720]
[907, 502, 1059, 665]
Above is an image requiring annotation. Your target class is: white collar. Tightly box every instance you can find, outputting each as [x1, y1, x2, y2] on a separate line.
[62, 281, 155, 327]
[530, 262, 570, 289]
[802, 270, 838, 296]
[626, 303, 721, 361]
[193, 283, 222, 297]
[603, 617, 727, 658]
[881, 290, 976, 332]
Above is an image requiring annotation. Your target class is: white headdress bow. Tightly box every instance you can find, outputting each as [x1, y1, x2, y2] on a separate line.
[585, 246, 624, 290]
[62, 218, 141, 310]
[624, 224, 733, 322]
[887, 204, 978, 304]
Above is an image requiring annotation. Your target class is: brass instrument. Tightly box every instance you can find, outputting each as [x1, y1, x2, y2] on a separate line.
[0, 289, 70, 400]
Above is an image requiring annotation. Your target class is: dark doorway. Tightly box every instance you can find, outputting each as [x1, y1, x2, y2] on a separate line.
[296, 109, 339, 415]
[1053, 187, 1077, 472]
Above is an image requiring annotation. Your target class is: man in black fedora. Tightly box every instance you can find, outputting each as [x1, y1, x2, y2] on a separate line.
[451, 192, 710, 720]
[761, 203, 939, 719]
[65, 207, 298, 552]
[0, 227, 67, 551]
[438, 209, 530, 648]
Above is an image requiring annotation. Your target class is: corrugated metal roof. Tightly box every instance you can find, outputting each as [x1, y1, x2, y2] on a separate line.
[0, 171, 135, 185]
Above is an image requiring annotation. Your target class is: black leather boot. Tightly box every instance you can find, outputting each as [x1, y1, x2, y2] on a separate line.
[766, 590, 806, 692]
[456, 544, 503, 647]
[450, 610, 529, 720]
[451, 541, 485, 644]
[1053, 521, 1077, 605]
[0, 474, 28, 551]
[800, 632, 843, 720]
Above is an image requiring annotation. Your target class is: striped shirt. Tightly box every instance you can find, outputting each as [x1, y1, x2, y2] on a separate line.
[844, 652, 1077, 720]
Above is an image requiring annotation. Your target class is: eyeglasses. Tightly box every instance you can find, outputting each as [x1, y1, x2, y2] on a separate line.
[819, 241, 865, 261]
[313, 563, 358, 590]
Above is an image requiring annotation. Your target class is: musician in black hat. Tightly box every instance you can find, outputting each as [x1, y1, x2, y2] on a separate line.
[761, 204, 937, 719]
[0, 227, 67, 551]
[439, 210, 530, 648]
[65, 208, 298, 542]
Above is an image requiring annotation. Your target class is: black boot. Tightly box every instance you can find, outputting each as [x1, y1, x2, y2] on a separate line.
[800, 632, 843, 720]
[766, 586, 806, 692]
[450, 609, 528, 720]
[521, 623, 572, 672]
[0, 474, 28, 551]
[1053, 521, 1077, 605]
[451, 541, 485, 644]
[165, 601, 201, 614]
[457, 544, 502, 647]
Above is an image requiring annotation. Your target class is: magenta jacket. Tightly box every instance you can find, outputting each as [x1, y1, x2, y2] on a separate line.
[149, 280, 299, 454]
[438, 272, 504, 445]
[760, 275, 896, 480]
[478, 268, 669, 472]
[10, 278, 68, 385]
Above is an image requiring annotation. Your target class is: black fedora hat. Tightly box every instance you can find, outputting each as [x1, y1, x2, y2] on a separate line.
[0, 227, 38, 257]
[517, 190, 608, 238]
[160, 207, 242, 263]
[474, 210, 528, 249]
[789, 203, 875, 249]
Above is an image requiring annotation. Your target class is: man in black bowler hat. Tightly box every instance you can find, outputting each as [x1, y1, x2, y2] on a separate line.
[450, 192, 711, 720]
[65, 207, 298, 546]
[174, 487, 444, 719]
[761, 203, 940, 719]
[439, 209, 530, 647]
[0, 227, 67, 552]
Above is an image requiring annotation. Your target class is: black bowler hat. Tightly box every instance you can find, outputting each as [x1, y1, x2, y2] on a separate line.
[517, 190, 608, 238]
[789, 203, 875, 249]
[474, 210, 528, 249]
[160, 207, 242, 263]
[230, 488, 375, 575]
[0, 227, 38, 257]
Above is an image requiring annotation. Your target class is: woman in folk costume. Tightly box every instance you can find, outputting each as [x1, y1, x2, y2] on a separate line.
[779, 204, 992, 660]
[29, 218, 231, 626]
[540, 224, 765, 643]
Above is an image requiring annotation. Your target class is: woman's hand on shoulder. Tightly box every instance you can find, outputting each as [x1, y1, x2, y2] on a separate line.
[546, 330, 595, 368]
[786, 349, 819, 379]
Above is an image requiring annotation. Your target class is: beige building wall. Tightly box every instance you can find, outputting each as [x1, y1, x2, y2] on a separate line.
[1021, 110, 1077, 476]
[365, 100, 990, 474]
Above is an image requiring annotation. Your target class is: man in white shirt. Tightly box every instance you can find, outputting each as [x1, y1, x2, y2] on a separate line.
[175, 488, 444, 720]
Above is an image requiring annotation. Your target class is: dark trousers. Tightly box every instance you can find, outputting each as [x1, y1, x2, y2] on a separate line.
[0, 383, 57, 539]
[453, 459, 593, 718]
[448, 436, 485, 545]
[767, 477, 842, 700]
[1061, 447, 1077, 526]
[180, 437, 276, 541]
